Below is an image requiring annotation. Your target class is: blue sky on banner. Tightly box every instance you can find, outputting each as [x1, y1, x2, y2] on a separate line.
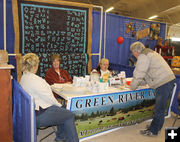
[70, 88, 155, 115]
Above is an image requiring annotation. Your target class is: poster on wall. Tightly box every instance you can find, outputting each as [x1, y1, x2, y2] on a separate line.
[136, 28, 150, 40]
[124, 19, 150, 39]
[150, 23, 160, 40]
[69, 88, 168, 139]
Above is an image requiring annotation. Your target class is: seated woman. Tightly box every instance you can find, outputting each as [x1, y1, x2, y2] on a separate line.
[45, 54, 72, 85]
[20, 53, 79, 142]
[45, 54, 72, 99]
[92, 58, 112, 82]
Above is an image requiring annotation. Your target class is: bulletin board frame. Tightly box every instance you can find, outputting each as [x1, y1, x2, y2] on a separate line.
[12, 0, 93, 81]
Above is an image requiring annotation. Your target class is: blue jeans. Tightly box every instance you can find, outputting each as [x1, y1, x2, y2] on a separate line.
[149, 80, 175, 135]
[36, 105, 79, 142]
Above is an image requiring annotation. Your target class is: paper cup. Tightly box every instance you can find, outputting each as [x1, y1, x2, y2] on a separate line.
[126, 78, 132, 85]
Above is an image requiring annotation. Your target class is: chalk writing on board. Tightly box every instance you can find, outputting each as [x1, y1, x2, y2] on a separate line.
[18, 1, 90, 77]
[20, 3, 88, 54]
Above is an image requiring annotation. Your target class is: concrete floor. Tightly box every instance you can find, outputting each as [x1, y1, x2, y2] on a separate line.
[37, 115, 180, 142]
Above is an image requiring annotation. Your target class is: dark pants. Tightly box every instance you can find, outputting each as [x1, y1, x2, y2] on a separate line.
[149, 80, 175, 135]
[36, 105, 79, 142]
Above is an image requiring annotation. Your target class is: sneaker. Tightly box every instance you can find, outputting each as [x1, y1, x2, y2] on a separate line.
[140, 129, 157, 137]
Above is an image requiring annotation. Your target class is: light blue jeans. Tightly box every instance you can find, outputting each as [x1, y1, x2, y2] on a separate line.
[149, 80, 175, 135]
[36, 105, 79, 142]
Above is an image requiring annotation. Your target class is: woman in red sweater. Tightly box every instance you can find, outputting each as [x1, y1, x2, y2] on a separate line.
[45, 54, 72, 98]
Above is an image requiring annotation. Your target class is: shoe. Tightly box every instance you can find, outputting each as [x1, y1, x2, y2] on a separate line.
[140, 129, 157, 137]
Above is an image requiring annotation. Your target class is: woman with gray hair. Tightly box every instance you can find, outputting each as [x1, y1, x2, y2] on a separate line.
[130, 41, 175, 136]
[20, 53, 79, 142]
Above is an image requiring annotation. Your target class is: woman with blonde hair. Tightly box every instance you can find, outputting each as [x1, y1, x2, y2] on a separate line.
[91, 58, 112, 82]
[20, 53, 79, 142]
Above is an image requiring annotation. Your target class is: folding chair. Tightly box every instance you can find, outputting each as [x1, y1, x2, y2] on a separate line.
[37, 126, 56, 142]
[35, 103, 57, 142]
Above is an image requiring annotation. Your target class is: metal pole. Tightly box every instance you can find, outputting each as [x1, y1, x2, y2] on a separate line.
[31, 97, 35, 142]
[3, 0, 6, 51]
[8, 54, 18, 56]
[104, 12, 107, 58]
[91, 53, 100, 56]
[92, 5, 103, 62]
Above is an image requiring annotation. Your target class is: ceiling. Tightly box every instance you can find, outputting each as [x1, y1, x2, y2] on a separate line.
[64, 0, 180, 26]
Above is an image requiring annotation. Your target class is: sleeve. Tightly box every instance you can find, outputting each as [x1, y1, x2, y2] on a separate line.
[61, 69, 72, 83]
[139, 78, 147, 86]
[45, 69, 57, 85]
[130, 54, 150, 90]
[30, 77, 60, 108]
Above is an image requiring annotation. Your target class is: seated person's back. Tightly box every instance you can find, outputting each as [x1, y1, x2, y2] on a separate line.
[19, 53, 79, 142]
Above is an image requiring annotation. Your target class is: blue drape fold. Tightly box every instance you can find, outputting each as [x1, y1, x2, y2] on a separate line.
[12, 79, 36, 142]
[91, 11, 166, 68]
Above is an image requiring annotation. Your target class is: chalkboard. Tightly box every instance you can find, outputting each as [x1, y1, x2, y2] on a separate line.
[13, 0, 92, 78]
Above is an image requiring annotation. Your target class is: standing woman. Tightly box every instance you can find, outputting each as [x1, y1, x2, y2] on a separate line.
[20, 53, 79, 142]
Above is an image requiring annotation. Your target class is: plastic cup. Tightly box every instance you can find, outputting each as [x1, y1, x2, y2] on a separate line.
[126, 78, 132, 86]
[126, 80, 131, 85]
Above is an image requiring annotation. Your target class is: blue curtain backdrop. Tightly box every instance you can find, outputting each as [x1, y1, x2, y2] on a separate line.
[12, 79, 36, 142]
[91, 11, 166, 68]
[0, 0, 17, 79]
[91, 11, 105, 69]
[0, 0, 14, 53]
[0, 0, 166, 77]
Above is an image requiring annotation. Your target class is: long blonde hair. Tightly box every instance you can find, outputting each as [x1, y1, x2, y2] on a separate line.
[20, 53, 39, 72]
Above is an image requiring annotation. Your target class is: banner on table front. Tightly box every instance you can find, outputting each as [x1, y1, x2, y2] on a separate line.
[69, 88, 169, 139]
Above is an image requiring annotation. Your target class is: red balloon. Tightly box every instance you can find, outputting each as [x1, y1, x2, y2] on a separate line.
[117, 36, 124, 44]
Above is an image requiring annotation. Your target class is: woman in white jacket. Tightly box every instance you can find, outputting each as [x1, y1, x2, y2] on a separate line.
[20, 53, 79, 142]
[130, 41, 175, 136]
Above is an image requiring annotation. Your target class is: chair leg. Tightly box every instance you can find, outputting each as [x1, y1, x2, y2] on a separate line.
[39, 131, 55, 142]
[38, 126, 56, 142]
